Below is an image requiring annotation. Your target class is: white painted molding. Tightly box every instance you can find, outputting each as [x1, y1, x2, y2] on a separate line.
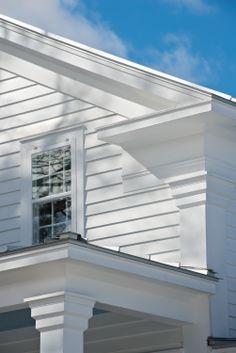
[0, 242, 217, 295]
[97, 101, 212, 146]
[25, 291, 95, 332]
[25, 291, 95, 353]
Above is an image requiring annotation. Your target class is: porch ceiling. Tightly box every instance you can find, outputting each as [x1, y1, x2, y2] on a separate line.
[0, 309, 182, 353]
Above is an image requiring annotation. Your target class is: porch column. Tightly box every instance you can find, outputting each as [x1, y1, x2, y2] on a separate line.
[25, 291, 95, 353]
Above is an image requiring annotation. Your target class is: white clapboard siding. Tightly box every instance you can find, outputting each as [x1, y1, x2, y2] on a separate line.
[120, 237, 180, 257]
[0, 109, 115, 144]
[86, 144, 121, 162]
[86, 155, 122, 176]
[228, 279, 236, 294]
[86, 169, 122, 191]
[0, 217, 20, 232]
[0, 68, 16, 81]
[0, 70, 181, 261]
[229, 304, 236, 317]
[86, 212, 179, 240]
[90, 225, 180, 247]
[0, 203, 20, 221]
[0, 191, 21, 206]
[150, 250, 180, 263]
[2, 100, 92, 130]
[228, 291, 236, 305]
[0, 178, 21, 195]
[0, 85, 53, 107]
[85, 129, 179, 260]
[86, 184, 123, 205]
[0, 91, 75, 119]
[0, 141, 20, 156]
[0, 166, 20, 183]
[86, 199, 177, 228]
[0, 229, 20, 245]
[0, 152, 20, 170]
[86, 186, 172, 215]
[0, 77, 33, 94]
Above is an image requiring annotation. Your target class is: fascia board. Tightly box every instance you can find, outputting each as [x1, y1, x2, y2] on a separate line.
[0, 14, 233, 104]
[0, 242, 216, 295]
[0, 243, 69, 272]
[211, 98, 236, 124]
[67, 243, 216, 295]
[0, 16, 217, 110]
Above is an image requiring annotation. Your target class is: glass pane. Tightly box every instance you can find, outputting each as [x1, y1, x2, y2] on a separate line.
[39, 202, 52, 226]
[32, 152, 49, 180]
[53, 197, 71, 224]
[53, 222, 71, 236]
[50, 148, 64, 174]
[32, 145, 71, 200]
[53, 199, 67, 224]
[50, 173, 64, 194]
[33, 197, 71, 243]
[39, 227, 52, 243]
[32, 177, 49, 199]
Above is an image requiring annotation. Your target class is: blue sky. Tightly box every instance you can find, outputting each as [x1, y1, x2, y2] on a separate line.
[0, 0, 235, 96]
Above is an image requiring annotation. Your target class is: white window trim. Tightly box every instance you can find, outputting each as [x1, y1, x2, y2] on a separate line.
[20, 127, 85, 247]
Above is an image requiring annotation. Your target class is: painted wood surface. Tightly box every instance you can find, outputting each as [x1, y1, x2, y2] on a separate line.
[0, 68, 180, 266]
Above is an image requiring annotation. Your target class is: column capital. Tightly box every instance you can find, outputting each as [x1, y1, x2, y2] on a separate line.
[25, 291, 95, 332]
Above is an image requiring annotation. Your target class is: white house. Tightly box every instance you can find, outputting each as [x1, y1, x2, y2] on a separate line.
[0, 14, 236, 353]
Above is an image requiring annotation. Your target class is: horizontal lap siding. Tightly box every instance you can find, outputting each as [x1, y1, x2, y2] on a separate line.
[85, 132, 180, 262]
[0, 69, 181, 264]
[0, 69, 127, 248]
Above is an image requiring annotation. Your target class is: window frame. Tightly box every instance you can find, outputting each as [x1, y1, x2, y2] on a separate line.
[20, 127, 85, 246]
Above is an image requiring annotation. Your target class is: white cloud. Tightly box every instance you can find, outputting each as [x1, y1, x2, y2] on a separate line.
[0, 1, 219, 86]
[162, 0, 216, 14]
[0, 0, 128, 57]
[144, 34, 214, 84]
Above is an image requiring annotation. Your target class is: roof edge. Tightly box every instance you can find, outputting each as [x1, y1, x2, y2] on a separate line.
[0, 14, 235, 105]
[0, 237, 218, 283]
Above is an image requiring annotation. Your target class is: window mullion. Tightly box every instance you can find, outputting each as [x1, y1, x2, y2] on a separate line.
[52, 200, 54, 239]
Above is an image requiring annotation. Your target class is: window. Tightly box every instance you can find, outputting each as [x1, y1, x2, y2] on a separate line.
[32, 145, 72, 243]
[21, 128, 84, 246]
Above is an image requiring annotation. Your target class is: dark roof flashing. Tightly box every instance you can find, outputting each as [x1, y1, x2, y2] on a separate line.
[208, 337, 236, 349]
[0, 232, 218, 283]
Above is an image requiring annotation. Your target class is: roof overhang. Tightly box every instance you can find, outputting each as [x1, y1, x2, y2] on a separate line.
[0, 15, 222, 119]
[97, 99, 236, 148]
[0, 239, 217, 325]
